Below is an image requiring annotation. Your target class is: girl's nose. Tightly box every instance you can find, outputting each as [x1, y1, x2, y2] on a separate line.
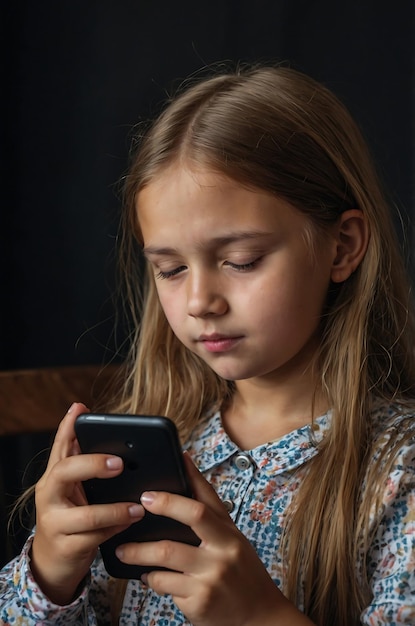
[187, 271, 228, 318]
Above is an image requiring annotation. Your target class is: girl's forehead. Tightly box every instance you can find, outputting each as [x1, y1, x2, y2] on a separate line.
[138, 163, 240, 199]
[136, 164, 312, 251]
[138, 165, 276, 222]
[136, 162, 292, 214]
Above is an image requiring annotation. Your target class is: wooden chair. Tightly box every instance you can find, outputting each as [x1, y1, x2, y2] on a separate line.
[0, 363, 121, 567]
[0, 364, 121, 436]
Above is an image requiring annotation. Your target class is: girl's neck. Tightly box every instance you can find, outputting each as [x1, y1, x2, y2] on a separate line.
[222, 377, 328, 450]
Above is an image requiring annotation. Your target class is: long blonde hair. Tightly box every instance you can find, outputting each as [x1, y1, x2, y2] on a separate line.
[112, 64, 415, 624]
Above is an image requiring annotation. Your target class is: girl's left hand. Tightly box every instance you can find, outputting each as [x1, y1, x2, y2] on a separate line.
[115, 453, 313, 626]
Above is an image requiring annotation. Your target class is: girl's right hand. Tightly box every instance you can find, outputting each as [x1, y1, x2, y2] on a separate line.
[30, 402, 145, 606]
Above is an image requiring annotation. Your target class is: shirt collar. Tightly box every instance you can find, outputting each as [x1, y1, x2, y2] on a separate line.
[186, 410, 331, 475]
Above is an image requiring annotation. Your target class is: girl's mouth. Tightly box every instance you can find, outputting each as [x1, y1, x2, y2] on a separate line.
[198, 334, 243, 353]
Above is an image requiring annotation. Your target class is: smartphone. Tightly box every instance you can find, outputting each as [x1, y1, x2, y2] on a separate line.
[75, 412, 200, 579]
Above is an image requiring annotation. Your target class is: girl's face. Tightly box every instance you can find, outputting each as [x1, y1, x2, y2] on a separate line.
[137, 165, 338, 386]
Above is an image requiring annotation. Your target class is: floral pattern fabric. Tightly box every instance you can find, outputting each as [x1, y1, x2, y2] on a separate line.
[1, 402, 414, 624]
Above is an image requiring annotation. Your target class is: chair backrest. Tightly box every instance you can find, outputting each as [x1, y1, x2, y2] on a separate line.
[0, 364, 121, 436]
[0, 363, 122, 567]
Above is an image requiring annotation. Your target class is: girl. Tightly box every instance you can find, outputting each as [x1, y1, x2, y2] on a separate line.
[1, 64, 415, 626]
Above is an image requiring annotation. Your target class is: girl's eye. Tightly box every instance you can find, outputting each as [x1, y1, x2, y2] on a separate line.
[155, 266, 186, 280]
[225, 258, 261, 272]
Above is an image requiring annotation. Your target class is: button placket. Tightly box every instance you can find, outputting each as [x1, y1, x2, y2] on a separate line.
[220, 453, 255, 518]
[222, 499, 235, 513]
[234, 452, 253, 471]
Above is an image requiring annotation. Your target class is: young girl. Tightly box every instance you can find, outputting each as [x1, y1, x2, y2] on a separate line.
[1, 64, 414, 626]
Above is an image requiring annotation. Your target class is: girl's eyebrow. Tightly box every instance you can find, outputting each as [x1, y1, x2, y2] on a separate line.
[143, 230, 274, 258]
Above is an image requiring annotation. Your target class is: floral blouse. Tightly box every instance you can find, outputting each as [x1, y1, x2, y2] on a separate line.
[1, 402, 414, 624]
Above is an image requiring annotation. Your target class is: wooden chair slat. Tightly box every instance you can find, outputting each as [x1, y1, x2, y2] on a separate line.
[0, 364, 120, 435]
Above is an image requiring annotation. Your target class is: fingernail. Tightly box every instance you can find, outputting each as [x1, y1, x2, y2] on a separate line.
[106, 456, 123, 470]
[140, 491, 156, 505]
[115, 546, 124, 559]
[128, 504, 144, 518]
[67, 402, 77, 413]
[141, 573, 148, 586]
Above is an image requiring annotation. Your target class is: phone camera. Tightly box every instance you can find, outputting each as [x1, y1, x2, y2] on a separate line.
[125, 440, 134, 449]
[126, 461, 138, 471]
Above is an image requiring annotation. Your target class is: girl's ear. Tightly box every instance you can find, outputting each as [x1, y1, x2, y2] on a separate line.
[331, 209, 369, 283]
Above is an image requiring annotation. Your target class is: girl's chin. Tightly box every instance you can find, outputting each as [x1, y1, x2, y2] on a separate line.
[186, 345, 264, 381]
[206, 364, 258, 382]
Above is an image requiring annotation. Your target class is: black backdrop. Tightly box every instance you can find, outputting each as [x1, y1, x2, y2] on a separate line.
[0, 0, 414, 565]
[1, 0, 414, 372]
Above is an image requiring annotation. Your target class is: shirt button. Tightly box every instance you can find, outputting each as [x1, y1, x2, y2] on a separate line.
[222, 499, 235, 513]
[234, 453, 252, 471]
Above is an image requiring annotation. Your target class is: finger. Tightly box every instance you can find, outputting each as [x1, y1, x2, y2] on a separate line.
[144, 569, 197, 599]
[52, 501, 145, 535]
[140, 490, 233, 545]
[39, 453, 124, 503]
[116, 538, 199, 574]
[45, 402, 89, 472]
[71, 481, 89, 507]
[184, 452, 230, 520]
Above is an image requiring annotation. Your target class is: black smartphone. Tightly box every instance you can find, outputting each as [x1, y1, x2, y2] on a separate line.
[74, 413, 200, 579]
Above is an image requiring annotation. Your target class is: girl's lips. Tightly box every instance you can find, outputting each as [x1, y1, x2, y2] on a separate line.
[198, 335, 243, 353]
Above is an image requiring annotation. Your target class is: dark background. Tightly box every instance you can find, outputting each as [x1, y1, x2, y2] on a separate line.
[0, 1, 414, 563]
[1, 0, 414, 372]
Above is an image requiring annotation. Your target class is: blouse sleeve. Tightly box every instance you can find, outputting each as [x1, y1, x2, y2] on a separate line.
[0, 533, 108, 625]
[360, 436, 415, 625]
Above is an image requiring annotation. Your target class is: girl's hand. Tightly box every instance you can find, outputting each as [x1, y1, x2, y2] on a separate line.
[116, 453, 314, 626]
[31, 402, 145, 606]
